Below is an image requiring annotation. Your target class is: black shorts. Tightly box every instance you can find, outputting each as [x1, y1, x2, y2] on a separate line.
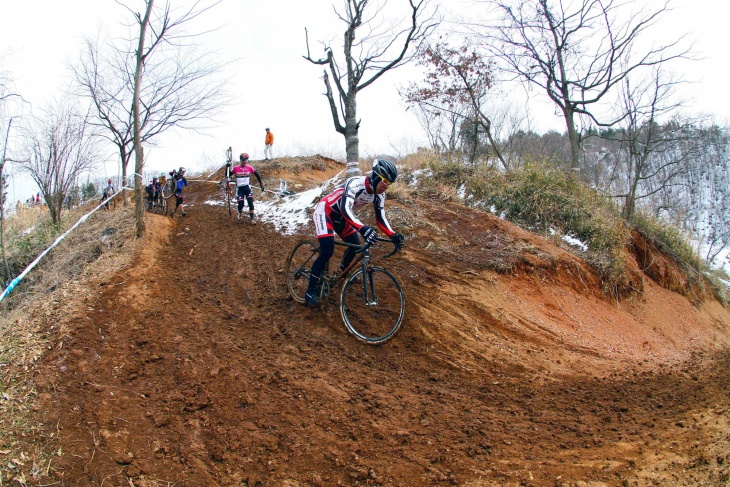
[237, 185, 253, 200]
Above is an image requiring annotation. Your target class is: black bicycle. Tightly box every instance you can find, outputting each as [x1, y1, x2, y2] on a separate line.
[152, 193, 168, 215]
[286, 237, 405, 345]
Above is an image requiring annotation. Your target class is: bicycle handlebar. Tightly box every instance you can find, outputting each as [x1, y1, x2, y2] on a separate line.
[378, 236, 402, 258]
[339, 236, 402, 258]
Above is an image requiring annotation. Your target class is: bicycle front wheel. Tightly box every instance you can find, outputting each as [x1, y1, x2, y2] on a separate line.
[286, 240, 319, 303]
[340, 266, 405, 345]
[162, 179, 175, 199]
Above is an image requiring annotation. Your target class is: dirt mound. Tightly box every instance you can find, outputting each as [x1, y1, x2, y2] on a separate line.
[14, 157, 730, 486]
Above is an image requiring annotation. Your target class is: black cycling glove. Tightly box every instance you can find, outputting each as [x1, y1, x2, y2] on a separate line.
[390, 232, 405, 249]
[359, 225, 377, 245]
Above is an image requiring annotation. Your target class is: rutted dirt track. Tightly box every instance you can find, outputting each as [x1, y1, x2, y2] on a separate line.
[30, 159, 730, 486]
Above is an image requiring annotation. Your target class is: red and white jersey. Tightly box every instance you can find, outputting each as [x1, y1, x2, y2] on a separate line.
[318, 175, 394, 237]
[231, 164, 257, 187]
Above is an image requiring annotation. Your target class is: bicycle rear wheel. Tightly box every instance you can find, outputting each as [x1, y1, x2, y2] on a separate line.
[161, 179, 175, 199]
[286, 240, 319, 303]
[341, 266, 404, 345]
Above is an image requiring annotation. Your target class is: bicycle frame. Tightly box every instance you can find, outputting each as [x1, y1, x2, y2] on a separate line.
[317, 237, 397, 299]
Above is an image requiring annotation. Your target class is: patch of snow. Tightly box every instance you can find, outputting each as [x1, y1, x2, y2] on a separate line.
[562, 234, 588, 252]
[204, 173, 345, 236]
[204, 199, 225, 206]
[549, 227, 588, 252]
[256, 187, 323, 234]
[408, 168, 432, 187]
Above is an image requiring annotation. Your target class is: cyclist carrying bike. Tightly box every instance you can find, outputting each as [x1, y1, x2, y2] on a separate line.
[170, 167, 188, 218]
[231, 153, 264, 222]
[304, 157, 405, 305]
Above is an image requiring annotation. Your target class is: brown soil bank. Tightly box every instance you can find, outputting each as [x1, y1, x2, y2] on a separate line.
[17, 157, 730, 486]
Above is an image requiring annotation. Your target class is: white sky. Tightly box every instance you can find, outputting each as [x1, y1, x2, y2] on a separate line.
[1, 0, 729, 204]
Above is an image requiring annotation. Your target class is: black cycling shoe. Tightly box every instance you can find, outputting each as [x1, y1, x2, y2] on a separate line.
[304, 291, 319, 305]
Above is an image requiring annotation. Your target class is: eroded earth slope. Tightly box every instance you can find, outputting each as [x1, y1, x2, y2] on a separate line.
[22, 157, 730, 486]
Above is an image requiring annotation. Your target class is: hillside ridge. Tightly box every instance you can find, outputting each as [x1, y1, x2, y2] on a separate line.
[17, 155, 730, 485]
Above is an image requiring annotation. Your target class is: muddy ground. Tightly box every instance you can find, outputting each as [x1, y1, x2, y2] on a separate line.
[14, 158, 730, 486]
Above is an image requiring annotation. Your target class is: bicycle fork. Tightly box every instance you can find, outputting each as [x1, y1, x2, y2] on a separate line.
[360, 260, 379, 307]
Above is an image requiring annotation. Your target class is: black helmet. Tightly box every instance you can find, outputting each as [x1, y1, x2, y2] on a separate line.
[372, 158, 398, 184]
[179, 166, 186, 173]
[240, 153, 249, 162]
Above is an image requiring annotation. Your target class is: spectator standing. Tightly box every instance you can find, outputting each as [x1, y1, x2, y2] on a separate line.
[264, 127, 274, 160]
[101, 179, 115, 210]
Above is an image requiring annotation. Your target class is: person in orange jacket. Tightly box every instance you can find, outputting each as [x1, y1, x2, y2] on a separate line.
[264, 127, 274, 160]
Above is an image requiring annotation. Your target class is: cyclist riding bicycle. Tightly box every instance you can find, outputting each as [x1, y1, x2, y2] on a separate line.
[231, 153, 264, 222]
[170, 167, 188, 217]
[304, 157, 405, 305]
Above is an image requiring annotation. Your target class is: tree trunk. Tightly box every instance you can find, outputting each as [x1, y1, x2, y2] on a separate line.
[48, 204, 60, 225]
[344, 91, 360, 176]
[120, 147, 129, 207]
[622, 153, 641, 220]
[563, 107, 581, 171]
[133, 0, 154, 238]
[134, 145, 145, 234]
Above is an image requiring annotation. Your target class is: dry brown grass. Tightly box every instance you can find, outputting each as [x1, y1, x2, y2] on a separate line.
[0, 204, 139, 485]
[414, 183, 462, 203]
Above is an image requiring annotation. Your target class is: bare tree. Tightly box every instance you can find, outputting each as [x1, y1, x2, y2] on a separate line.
[304, 0, 439, 176]
[403, 41, 509, 168]
[18, 98, 98, 225]
[409, 101, 464, 153]
[132, 0, 155, 237]
[481, 0, 689, 171]
[0, 74, 21, 281]
[600, 68, 700, 220]
[71, 1, 228, 234]
[0, 119, 13, 281]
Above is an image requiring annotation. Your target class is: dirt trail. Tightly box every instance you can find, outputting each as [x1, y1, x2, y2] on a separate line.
[27, 159, 730, 486]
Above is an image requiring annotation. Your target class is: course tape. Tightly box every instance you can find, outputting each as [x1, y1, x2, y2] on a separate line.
[0, 176, 140, 303]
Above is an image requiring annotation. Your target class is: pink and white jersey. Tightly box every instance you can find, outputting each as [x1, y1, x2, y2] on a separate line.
[231, 164, 257, 187]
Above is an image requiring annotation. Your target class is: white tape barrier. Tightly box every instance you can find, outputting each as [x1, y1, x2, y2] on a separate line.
[0, 177, 139, 303]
